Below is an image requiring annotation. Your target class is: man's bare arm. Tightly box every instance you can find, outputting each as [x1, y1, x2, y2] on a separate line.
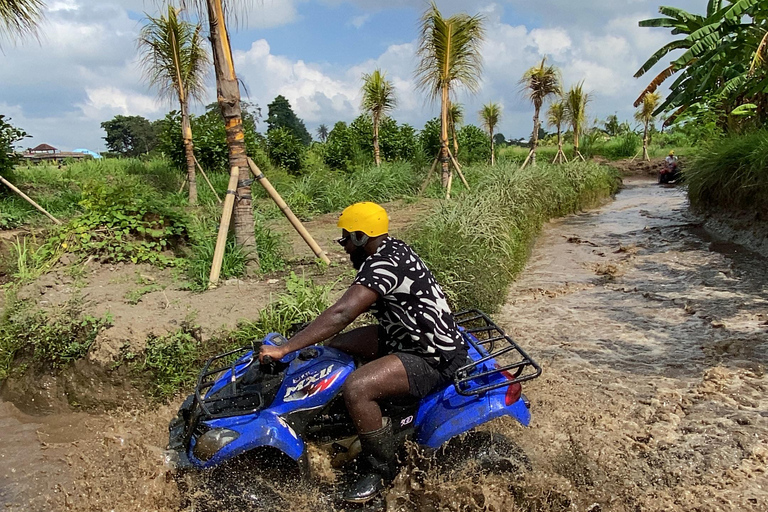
[259, 284, 378, 361]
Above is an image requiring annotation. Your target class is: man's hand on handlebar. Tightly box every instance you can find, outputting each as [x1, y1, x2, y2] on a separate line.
[259, 344, 287, 363]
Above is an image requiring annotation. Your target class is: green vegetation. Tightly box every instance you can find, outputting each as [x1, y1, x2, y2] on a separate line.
[0, 294, 112, 380]
[409, 161, 620, 313]
[686, 130, 768, 212]
[131, 272, 332, 399]
[267, 95, 312, 146]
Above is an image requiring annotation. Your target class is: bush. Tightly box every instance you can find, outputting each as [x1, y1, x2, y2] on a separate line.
[267, 127, 306, 174]
[0, 295, 112, 380]
[457, 124, 491, 164]
[687, 130, 768, 212]
[407, 161, 620, 313]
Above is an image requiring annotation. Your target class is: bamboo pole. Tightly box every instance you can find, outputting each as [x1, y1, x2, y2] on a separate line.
[208, 166, 239, 288]
[178, 177, 187, 194]
[419, 149, 442, 194]
[446, 148, 470, 191]
[520, 149, 533, 170]
[193, 156, 222, 203]
[0, 174, 62, 225]
[246, 158, 330, 265]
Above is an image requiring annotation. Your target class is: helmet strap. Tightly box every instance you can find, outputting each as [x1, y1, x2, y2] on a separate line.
[349, 231, 369, 247]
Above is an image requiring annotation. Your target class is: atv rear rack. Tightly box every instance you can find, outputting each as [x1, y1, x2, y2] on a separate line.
[452, 309, 541, 396]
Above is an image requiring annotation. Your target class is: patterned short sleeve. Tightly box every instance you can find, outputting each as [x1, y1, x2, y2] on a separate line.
[353, 255, 399, 297]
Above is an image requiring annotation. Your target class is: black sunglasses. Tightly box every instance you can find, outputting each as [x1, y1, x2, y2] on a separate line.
[336, 235, 349, 247]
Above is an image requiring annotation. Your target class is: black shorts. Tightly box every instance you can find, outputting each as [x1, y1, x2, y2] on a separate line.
[378, 327, 469, 399]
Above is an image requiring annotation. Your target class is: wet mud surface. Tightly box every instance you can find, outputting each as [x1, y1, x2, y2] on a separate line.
[1, 179, 766, 511]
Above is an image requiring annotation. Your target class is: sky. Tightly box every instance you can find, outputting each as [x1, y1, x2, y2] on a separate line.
[0, 0, 704, 152]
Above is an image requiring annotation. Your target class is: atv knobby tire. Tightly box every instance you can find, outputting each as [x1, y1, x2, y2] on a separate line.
[435, 431, 531, 476]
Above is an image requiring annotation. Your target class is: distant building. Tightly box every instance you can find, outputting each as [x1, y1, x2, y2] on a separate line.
[22, 144, 92, 164]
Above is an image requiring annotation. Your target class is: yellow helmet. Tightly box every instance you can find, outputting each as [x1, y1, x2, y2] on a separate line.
[669, 150, 675, 156]
[337, 202, 389, 237]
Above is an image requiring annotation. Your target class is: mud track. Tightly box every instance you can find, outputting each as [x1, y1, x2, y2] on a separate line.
[1, 179, 766, 511]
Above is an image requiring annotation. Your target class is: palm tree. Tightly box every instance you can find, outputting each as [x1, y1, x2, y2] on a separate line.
[479, 102, 501, 166]
[634, 92, 661, 161]
[416, 1, 485, 187]
[361, 69, 396, 166]
[564, 83, 589, 160]
[138, 6, 210, 205]
[519, 58, 561, 167]
[0, 0, 44, 44]
[547, 100, 568, 163]
[448, 101, 463, 158]
[316, 124, 329, 143]
[180, 0, 257, 260]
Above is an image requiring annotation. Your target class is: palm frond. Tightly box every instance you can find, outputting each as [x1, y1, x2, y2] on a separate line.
[479, 102, 501, 134]
[749, 30, 768, 74]
[547, 100, 566, 129]
[137, 5, 211, 105]
[361, 69, 397, 117]
[415, 1, 486, 102]
[564, 82, 589, 134]
[634, 64, 677, 107]
[0, 0, 44, 44]
[634, 92, 661, 123]
[519, 57, 561, 109]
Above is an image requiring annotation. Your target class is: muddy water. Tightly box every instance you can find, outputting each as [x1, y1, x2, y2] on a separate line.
[1, 178, 767, 511]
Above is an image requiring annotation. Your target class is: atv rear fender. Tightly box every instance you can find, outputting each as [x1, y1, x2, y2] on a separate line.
[414, 385, 531, 449]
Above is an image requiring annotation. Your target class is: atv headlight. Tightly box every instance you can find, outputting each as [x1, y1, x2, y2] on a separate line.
[193, 428, 240, 462]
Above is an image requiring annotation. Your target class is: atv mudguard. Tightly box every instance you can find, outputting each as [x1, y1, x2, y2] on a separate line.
[414, 387, 531, 448]
[189, 411, 305, 468]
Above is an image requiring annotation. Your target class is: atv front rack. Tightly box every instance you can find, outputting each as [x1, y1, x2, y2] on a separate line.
[452, 309, 541, 396]
[194, 345, 263, 419]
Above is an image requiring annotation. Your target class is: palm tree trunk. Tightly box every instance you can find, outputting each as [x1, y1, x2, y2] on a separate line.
[180, 100, 197, 205]
[642, 121, 650, 161]
[440, 87, 451, 188]
[573, 124, 580, 153]
[531, 106, 541, 167]
[373, 111, 381, 167]
[556, 125, 563, 163]
[205, 0, 258, 269]
[490, 127, 495, 166]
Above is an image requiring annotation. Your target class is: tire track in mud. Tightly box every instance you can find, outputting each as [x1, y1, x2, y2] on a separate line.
[495, 178, 768, 511]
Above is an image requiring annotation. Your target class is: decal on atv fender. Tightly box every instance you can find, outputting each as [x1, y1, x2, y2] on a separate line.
[284, 365, 338, 402]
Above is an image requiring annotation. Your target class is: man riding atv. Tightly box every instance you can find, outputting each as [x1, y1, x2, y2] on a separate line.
[259, 201, 468, 503]
[660, 150, 681, 184]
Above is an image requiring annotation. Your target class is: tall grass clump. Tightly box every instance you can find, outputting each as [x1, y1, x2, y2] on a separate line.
[407, 161, 620, 313]
[686, 130, 768, 212]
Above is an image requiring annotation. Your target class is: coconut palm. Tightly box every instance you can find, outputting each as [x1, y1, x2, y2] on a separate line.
[179, 0, 257, 260]
[361, 69, 397, 166]
[634, 92, 661, 161]
[448, 101, 463, 157]
[138, 6, 210, 205]
[0, 0, 44, 44]
[564, 83, 589, 160]
[479, 102, 501, 166]
[416, 1, 485, 187]
[547, 100, 568, 163]
[316, 124, 329, 143]
[519, 58, 561, 167]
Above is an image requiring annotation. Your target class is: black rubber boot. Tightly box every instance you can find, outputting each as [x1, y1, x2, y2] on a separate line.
[343, 418, 397, 503]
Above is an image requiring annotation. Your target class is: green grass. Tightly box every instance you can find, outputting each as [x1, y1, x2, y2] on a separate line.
[686, 130, 768, 212]
[0, 294, 112, 381]
[406, 161, 621, 313]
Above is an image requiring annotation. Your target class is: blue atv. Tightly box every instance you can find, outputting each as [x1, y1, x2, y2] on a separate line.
[165, 310, 541, 510]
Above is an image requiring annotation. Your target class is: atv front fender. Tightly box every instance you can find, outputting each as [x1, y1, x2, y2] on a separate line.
[193, 411, 305, 468]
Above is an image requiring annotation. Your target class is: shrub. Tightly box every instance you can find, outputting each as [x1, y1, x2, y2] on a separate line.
[267, 127, 306, 174]
[687, 130, 768, 212]
[457, 124, 491, 164]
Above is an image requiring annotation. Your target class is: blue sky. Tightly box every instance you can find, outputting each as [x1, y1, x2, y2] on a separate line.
[0, 0, 702, 152]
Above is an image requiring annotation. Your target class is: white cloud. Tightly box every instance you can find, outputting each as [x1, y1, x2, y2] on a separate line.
[77, 86, 160, 119]
[349, 13, 371, 28]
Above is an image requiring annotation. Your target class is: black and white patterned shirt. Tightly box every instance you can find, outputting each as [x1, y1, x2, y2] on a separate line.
[353, 237, 466, 366]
